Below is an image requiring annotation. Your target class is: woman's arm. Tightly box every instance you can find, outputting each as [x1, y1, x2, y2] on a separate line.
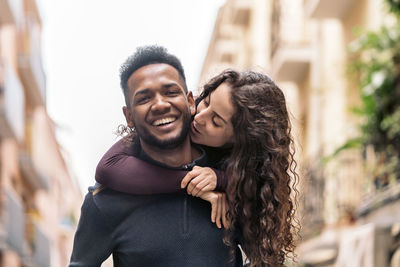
[181, 166, 226, 195]
[95, 139, 186, 194]
[95, 139, 228, 194]
[197, 191, 229, 229]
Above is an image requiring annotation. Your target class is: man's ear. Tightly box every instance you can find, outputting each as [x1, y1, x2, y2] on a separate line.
[122, 106, 134, 128]
[187, 91, 196, 116]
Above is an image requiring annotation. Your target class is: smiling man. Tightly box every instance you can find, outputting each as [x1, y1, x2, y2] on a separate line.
[122, 62, 196, 163]
[69, 46, 237, 267]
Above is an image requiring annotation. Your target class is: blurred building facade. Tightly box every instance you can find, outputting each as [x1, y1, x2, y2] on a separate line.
[0, 0, 82, 266]
[199, 0, 400, 266]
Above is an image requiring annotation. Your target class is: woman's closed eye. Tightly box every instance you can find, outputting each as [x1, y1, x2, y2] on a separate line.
[212, 117, 221, 127]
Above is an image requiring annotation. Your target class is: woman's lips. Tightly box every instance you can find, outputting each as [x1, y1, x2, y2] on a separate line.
[191, 122, 201, 135]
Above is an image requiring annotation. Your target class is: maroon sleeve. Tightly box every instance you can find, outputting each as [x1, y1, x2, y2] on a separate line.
[95, 139, 187, 194]
[214, 169, 228, 192]
[95, 139, 228, 194]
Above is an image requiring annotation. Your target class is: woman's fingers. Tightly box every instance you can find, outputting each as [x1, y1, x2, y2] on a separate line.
[186, 176, 198, 194]
[222, 194, 229, 229]
[210, 196, 217, 223]
[201, 183, 216, 193]
[188, 170, 217, 195]
[198, 191, 227, 229]
[215, 193, 222, 228]
[200, 191, 217, 223]
[181, 170, 197, 188]
[191, 179, 208, 197]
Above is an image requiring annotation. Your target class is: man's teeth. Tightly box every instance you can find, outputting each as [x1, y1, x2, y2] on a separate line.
[153, 117, 176, 126]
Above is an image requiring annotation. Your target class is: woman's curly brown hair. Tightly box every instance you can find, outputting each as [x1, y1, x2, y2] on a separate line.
[197, 70, 299, 266]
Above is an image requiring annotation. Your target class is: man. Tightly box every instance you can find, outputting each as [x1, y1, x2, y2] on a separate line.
[69, 46, 240, 266]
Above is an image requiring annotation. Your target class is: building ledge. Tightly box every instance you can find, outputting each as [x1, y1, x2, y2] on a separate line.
[357, 182, 400, 219]
[297, 228, 338, 265]
[231, 0, 252, 26]
[18, 56, 46, 107]
[18, 24, 46, 107]
[271, 45, 312, 82]
[305, 0, 358, 19]
[19, 151, 49, 191]
[4, 190, 25, 256]
[0, 0, 23, 25]
[0, 62, 25, 140]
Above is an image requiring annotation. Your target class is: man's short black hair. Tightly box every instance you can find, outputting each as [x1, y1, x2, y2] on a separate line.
[120, 45, 187, 105]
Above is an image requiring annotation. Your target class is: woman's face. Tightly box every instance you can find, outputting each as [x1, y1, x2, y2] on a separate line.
[190, 83, 234, 147]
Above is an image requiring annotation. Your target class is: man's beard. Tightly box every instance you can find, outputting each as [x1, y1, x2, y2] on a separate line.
[133, 112, 192, 150]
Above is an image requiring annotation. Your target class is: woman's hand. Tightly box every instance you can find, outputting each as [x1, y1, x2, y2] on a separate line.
[198, 191, 229, 229]
[181, 166, 217, 196]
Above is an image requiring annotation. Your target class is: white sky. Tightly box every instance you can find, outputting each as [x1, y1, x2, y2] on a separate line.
[40, 0, 225, 193]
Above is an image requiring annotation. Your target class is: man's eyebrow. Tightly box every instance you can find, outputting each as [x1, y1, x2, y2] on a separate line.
[162, 83, 180, 89]
[134, 88, 151, 97]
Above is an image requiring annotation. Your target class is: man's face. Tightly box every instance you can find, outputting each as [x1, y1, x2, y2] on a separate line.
[123, 63, 195, 150]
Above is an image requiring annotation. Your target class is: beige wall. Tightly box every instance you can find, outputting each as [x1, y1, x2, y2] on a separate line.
[200, 0, 398, 265]
[0, 0, 82, 266]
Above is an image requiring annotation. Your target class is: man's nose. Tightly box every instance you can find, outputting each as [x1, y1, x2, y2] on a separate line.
[151, 94, 171, 114]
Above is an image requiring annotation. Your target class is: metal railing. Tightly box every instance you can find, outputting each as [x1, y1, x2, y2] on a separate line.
[32, 221, 51, 267]
[0, 0, 23, 25]
[0, 61, 25, 140]
[5, 190, 25, 256]
[19, 151, 50, 191]
[18, 18, 46, 106]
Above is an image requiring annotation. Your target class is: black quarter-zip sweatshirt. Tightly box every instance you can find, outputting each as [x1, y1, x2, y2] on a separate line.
[69, 144, 242, 267]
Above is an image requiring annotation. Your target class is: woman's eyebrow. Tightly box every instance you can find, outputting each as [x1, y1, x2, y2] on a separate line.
[209, 94, 228, 124]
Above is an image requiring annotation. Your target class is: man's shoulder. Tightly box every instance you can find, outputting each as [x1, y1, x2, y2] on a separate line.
[88, 183, 106, 195]
[80, 184, 141, 229]
[85, 184, 178, 225]
[87, 183, 140, 208]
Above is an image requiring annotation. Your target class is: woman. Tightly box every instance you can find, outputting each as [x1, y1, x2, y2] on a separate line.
[96, 69, 298, 266]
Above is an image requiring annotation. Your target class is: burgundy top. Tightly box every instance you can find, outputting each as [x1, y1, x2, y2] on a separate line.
[95, 139, 227, 194]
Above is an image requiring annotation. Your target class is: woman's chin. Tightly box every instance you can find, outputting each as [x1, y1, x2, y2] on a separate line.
[189, 131, 204, 145]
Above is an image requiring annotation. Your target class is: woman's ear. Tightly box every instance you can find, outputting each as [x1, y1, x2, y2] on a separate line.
[187, 91, 196, 116]
[122, 106, 134, 128]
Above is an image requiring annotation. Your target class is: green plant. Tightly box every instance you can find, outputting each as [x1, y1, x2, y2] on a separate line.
[337, 0, 400, 188]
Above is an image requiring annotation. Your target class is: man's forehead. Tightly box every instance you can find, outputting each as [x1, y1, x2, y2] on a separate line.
[127, 63, 183, 92]
[129, 64, 180, 83]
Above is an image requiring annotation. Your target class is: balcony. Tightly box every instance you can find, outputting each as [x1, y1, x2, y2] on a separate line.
[357, 182, 400, 223]
[216, 39, 240, 62]
[0, 0, 23, 25]
[271, 0, 313, 82]
[0, 61, 25, 140]
[30, 221, 51, 267]
[5, 190, 25, 256]
[335, 225, 392, 266]
[19, 150, 50, 191]
[231, 0, 252, 26]
[298, 229, 338, 266]
[305, 0, 358, 19]
[271, 45, 312, 82]
[25, 0, 42, 26]
[18, 21, 46, 107]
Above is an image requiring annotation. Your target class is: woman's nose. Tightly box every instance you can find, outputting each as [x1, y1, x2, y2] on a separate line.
[194, 108, 207, 125]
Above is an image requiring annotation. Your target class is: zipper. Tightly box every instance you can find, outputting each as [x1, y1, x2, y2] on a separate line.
[183, 195, 188, 234]
[182, 163, 192, 236]
[182, 163, 193, 170]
